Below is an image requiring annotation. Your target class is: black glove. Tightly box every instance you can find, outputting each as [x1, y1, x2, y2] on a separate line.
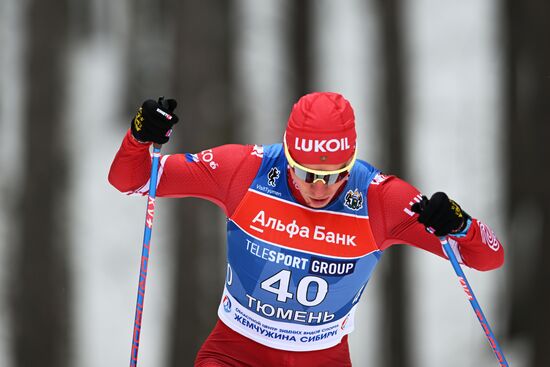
[131, 97, 179, 144]
[411, 192, 471, 236]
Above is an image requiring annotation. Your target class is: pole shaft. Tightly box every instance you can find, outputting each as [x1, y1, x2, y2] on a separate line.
[440, 238, 509, 366]
[130, 146, 162, 367]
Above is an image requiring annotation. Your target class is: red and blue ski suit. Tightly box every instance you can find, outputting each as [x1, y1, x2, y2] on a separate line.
[109, 130, 504, 366]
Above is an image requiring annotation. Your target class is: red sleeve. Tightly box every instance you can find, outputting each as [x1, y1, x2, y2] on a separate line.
[367, 174, 504, 271]
[108, 129, 262, 216]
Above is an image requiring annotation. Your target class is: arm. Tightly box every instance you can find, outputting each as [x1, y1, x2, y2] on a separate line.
[108, 129, 262, 216]
[367, 174, 504, 271]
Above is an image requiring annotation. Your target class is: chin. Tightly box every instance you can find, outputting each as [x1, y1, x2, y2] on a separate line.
[307, 198, 330, 208]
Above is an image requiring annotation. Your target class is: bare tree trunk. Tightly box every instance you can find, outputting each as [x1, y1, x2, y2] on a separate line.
[167, 1, 232, 365]
[125, 0, 176, 113]
[290, 0, 313, 100]
[376, 0, 411, 366]
[11, 0, 70, 366]
[504, 1, 550, 366]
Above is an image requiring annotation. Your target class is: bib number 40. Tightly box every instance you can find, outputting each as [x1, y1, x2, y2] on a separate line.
[260, 270, 328, 307]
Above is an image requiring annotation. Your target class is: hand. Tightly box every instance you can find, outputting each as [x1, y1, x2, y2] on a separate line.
[130, 97, 179, 144]
[411, 192, 470, 236]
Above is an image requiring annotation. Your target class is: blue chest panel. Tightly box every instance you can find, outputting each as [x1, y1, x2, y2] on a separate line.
[218, 144, 383, 351]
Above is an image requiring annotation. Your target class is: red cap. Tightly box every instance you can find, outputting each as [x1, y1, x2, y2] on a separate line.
[285, 92, 357, 165]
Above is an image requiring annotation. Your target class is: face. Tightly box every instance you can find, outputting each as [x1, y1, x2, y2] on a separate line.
[289, 162, 349, 208]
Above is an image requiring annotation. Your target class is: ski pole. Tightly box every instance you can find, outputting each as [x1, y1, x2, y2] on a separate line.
[129, 143, 162, 367]
[440, 237, 509, 366]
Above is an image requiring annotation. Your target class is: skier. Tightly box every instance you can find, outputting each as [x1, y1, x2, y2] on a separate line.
[109, 92, 504, 367]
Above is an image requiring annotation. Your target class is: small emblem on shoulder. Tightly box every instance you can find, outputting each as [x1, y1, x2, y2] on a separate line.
[267, 167, 280, 187]
[344, 189, 364, 211]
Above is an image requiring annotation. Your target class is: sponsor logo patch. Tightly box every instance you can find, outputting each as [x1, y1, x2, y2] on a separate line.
[155, 107, 173, 120]
[293, 137, 351, 153]
[251, 145, 264, 158]
[371, 173, 388, 185]
[133, 107, 144, 131]
[223, 295, 232, 312]
[231, 190, 377, 258]
[200, 149, 219, 169]
[478, 220, 501, 251]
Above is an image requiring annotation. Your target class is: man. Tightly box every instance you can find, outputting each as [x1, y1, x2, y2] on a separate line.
[109, 92, 504, 366]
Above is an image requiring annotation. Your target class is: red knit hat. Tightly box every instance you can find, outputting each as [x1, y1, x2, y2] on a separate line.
[284, 92, 357, 165]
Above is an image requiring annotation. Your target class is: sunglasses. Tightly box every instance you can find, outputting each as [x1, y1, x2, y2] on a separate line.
[283, 141, 356, 185]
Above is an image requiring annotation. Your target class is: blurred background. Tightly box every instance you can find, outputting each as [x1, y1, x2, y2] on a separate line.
[0, 0, 548, 366]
